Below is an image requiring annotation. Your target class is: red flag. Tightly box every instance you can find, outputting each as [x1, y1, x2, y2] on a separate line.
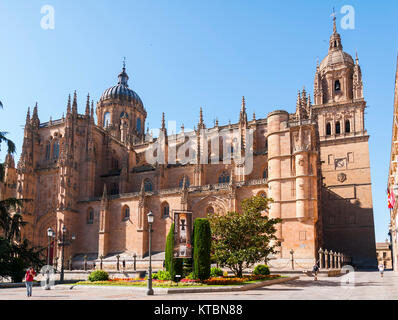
[388, 188, 394, 209]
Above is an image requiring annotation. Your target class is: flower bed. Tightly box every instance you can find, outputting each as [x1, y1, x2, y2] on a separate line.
[73, 274, 281, 288]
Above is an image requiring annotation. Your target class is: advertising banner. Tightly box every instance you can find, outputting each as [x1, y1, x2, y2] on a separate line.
[173, 211, 193, 259]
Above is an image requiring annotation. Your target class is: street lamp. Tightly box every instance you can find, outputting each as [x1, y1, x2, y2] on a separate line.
[290, 249, 295, 270]
[45, 227, 55, 290]
[147, 211, 154, 296]
[60, 226, 67, 284]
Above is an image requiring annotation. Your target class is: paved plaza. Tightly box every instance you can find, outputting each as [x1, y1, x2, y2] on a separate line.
[1, 271, 398, 300]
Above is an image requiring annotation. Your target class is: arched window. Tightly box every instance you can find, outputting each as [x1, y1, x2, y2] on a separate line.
[144, 179, 153, 192]
[335, 121, 341, 135]
[52, 141, 59, 160]
[326, 123, 331, 136]
[263, 168, 268, 179]
[45, 143, 51, 160]
[87, 208, 94, 224]
[110, 183, 119, 195]
[345, 120, 351, 133]
[103, 112, 111, 128]
[179, 176, 190, 188]
[218, 171, 230, 184]
[122, 205, 130, 221]
[335, 80, 341, 92]
[161, 202, 170, 218]
[136, 118, 142, 133]
[206, 206, 215, 215]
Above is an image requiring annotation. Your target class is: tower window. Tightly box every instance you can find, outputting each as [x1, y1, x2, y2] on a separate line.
[104, 112, 111, 128]
[52, 141, 59, 160]
[137, 118, 142, 133]
[120, 112, 128, 119]
[144, 178, 153, 192]
[161, 202, 170, 218]
[345, 120, 351, 133]
[87, 208, 94, 224]
[336, 122, 341, 135]
[326, 123, 331, 136]
[122, 206, 130, 221]
[334, 80, 341, 92]
[263, 168, 268, 179]
[179, 176, 190, 188]
[218, 171, 230, 184]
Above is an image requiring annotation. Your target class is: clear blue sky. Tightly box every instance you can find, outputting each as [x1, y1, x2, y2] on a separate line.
[0, 0, 397, 242]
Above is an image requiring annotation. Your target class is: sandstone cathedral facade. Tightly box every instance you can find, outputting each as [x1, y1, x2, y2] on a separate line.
[0, 18, 377, 269]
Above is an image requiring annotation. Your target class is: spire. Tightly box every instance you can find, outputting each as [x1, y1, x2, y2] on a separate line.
[198, 107, 205, 130]
[91, 100, 94, 120]
[355, 51, 359, 65]
[329, 8, 343, 52]
[67, 94, 71, 114]
[118, 58, 129, 87]
[332, 7, 337, 34]
[25, 107, 30, 125]
[252, 111, 256, 121]
[85, 93, 90, 116]
[72, 91, 78, 114]
[32, 102, 38, 119]
[239, 96, 248, 124]
[161, 112, 166, 130]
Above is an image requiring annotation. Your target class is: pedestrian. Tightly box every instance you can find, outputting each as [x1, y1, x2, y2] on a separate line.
[378, 263, 385, 278]
[312, 263, 319, 281]
[25, 267, 36, 297]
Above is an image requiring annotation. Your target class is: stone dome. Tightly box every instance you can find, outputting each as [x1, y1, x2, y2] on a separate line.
[319, 50, 354, 71]
[100, 67, 144, 108]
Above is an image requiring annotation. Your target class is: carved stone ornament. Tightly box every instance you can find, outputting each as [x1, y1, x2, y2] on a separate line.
[337, 173, 347, 183]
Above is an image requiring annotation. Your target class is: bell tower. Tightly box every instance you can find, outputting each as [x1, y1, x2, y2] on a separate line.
[96, 60, 147, 144]
[312, 14, 377, 268]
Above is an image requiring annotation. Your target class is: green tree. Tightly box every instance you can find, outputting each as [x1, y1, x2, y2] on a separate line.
[208, 196, 281, 277]
[165, 223, 183, 280]
[193, 218, 211, 281]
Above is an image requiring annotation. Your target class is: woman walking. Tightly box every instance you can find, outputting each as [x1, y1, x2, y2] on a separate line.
[378, 263, 385, 278]
[25, 267, 36, 297]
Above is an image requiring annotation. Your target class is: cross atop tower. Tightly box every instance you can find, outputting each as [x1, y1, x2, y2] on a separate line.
[331, 8, 337, 33]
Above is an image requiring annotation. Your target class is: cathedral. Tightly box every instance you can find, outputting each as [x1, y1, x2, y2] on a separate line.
[0, 17, 377, 269]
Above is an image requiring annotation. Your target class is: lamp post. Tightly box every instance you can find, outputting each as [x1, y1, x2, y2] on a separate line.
[45, 227, 55, 290]
[290, 249, 295, 270]
[60, 226, 66, 284]
[147, 211, 154, 296]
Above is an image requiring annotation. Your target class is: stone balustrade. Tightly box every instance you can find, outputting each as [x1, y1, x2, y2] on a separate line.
[317, 248, 351, 270]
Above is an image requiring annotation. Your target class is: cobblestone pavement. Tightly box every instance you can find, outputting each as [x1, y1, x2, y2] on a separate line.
[1, 271, 397, 300]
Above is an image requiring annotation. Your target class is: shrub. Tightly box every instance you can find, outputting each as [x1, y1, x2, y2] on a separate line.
[154, 270, 171, 281]
[253, 264, 270, 276]
[165, 223, 183, 280]
[210, 267, 223, 278]
[88, 270, 109, 282]
[193, 219, 211, 281]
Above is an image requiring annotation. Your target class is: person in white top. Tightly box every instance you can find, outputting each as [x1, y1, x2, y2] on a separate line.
[378, 264, 385, 278]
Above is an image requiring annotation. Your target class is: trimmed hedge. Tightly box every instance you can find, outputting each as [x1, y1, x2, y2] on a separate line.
[253, 264, 270, 276]
[193, 218, 211, 281]
[88, 270, 109, 282]
[165, 223, 183, 280]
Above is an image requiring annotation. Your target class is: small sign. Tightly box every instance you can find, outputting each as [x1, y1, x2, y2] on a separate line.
[173, 210, 193, 259]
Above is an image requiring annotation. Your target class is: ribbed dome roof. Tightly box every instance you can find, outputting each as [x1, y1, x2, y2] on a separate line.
[320, 50, 354, 71]
[100, 66, 144, 107]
